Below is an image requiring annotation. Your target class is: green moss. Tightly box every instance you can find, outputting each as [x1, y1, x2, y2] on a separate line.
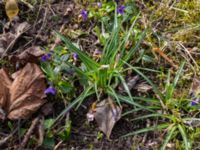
[144, 0, 200, 46]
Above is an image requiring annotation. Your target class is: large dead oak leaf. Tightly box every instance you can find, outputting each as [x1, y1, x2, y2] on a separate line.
[0, 63, 46, 120]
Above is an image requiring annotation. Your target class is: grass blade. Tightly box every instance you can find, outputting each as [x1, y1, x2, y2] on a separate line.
[178, 124, 191, 150]
[130, 113, 169, 121]
[161, 126, 177, 150]
[125, 63, 164, 100]
[49, 87, 94, 130]
[173, 61, 185, 88]
[56, 31, 99, 70]
[123, 123, 169, 137]
[118, 73, 134, 102]
[117, 95, 155, 112]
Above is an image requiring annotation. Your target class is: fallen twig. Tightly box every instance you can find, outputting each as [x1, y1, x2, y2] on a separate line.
[0, 128, 18, 146]
[20, 116, 40, 149]
[152, 48, 178, 69]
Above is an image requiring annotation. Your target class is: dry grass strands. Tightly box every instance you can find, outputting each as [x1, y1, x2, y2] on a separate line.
[152, 48, 178, 69]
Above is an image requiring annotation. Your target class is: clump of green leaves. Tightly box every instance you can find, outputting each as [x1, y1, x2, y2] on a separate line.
[52, 4, 148, 126]
[88, 1, 141, 45]
[41, 46, 75, 97]
[125, 62, 200, 149]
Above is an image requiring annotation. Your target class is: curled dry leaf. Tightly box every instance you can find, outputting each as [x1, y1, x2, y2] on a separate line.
[87, 98, 122, 139]
[9, 46, 45, 64]
[0, 22, 31, 58]
[184, 120, 200, 127]
[118, 75, 139, 93]
[118, 75, 152, 93]
[0, 32, 15, 55]
[0, 63, 46, 120]
[134, 82, 152, 93]
[15, 22, 31, 37]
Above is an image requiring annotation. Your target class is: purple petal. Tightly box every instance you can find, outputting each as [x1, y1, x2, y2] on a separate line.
[40, 53, 52, 62]
[47, 53, 52, 57]
[45, 87, 56, 95]
[192, 97, 199, 102]
[191, 97, 199, 106]
[40, 55, 48, 62]
[117, 5, 126, 15]
[97, 2, 102, 8]
[191, 101, 198, 106]
[73, 53, 78, 59]
[80, 9, 88, 21]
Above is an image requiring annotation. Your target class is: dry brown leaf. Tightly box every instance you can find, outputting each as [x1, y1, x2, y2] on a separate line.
[15, 22, 30, 37]
[0, 69, 12, 113]
[0, 32, 15, 55]
[0, 68, 12, 88]
[0, 22, 31, 58]
[0, 107, 6, 120]
[118, 75, 139, 93]
[134, 82, 152, 93]
[9, 46, 45, 64]
[0, 63, 46, 120]
[87, 98, 122, 139]
[0, 86, 9, 114]
[8, 63, 46, 120]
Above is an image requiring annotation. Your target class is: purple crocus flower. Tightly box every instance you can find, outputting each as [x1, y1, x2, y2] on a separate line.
[40, 55, 48, 62]
[191, 101, 198, 106]
[80, 9, 88, 21]
[191, 97, 199, 106]
[97, 2, 102, 8]
[72, 53, 78, 62]
[40, 53, 52, 62]
[117, 5, 126, 15]
[73, 53, 78, 59]
[45, 86, 56, 95]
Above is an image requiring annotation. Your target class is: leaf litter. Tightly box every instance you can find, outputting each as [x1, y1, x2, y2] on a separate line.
[87, 97, 122, 139]
[0, 21, 31, 58]
[0, 63, 46, 120]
